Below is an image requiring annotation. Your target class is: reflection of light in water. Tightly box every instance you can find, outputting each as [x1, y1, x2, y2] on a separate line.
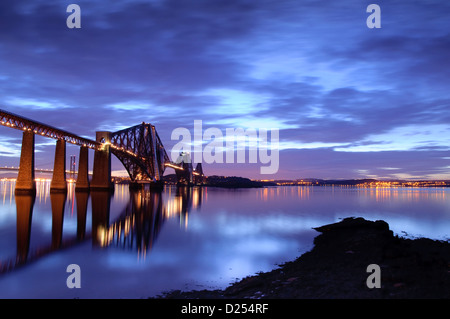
[36, 179, 51, 203]
[165, 193, 188, 229]
[358, 187, 449, 203]
[257, 185, 449, 203]
[97, 186, 204, 259]
[0, 179, 17, 205]
[164, 187, 203, 229]
[192, 188, 199, 208]
[97, 215, 134, 248]
[1, 179, 450, 297]
[259, 186, 311, 201]
[1, 180, 8, 205]
[254, 185, 450, 205]
[117, 185, 129, 202]
[67, 180, 75, 217]
[97, 226, 108, 246]
[165, 196, 182, 219]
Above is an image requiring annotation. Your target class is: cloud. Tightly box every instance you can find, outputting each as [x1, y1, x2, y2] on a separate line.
[0, 0, 449, 179]
[335, 124, 450, 152]
[0, 142, 21, 157]
[5, 97, 72, 110]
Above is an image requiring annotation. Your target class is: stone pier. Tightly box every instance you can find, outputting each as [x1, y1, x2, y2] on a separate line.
[50, 139, 67, 193]
[15, 131, 36, 194]
[75, 146, 90, 191]
[91, 131, 113, 191]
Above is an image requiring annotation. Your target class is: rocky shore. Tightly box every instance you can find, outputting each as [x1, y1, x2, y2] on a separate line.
[158, 217, 450, 299]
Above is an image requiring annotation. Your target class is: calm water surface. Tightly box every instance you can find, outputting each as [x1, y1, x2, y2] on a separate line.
[0, 180, 449, 298]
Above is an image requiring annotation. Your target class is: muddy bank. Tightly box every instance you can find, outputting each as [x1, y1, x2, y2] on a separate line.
[158, 217, 450, 299]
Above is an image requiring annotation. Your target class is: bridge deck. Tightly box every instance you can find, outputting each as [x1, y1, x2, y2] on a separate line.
[0, 109, 100, 149]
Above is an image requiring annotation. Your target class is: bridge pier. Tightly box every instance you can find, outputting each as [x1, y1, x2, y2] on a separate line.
[91, 132, 113, 191]
[75, 146, 90, 191]
[91, 190, 111, 247]
[15, 131, 36, 194]
[50, 139, 67, 193]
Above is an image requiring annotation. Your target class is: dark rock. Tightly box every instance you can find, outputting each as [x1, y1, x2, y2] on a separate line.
[156, 217, 450, 299]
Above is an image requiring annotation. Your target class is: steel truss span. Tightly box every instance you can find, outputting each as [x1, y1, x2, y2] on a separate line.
[110, 123, 171, 182]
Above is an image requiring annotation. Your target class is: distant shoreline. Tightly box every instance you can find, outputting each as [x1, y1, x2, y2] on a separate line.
[1, 175, 450, 188]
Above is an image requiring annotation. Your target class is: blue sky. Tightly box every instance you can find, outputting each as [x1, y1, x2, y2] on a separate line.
[0, 0, 449, 180]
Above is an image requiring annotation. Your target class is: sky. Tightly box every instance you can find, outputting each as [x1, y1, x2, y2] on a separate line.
[0, 0, 450, 180]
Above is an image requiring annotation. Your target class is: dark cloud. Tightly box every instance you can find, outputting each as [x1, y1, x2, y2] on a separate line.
[0, 0, 449, 179]
[275, 148, 450, 180]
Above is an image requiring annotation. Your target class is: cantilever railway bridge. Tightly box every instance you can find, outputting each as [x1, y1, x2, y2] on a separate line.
[0, 108, 204, 193]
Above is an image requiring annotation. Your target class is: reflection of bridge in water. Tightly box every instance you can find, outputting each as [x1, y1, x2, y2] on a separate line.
[97, 186, 202, 255]
[0, 184, 204, 274]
